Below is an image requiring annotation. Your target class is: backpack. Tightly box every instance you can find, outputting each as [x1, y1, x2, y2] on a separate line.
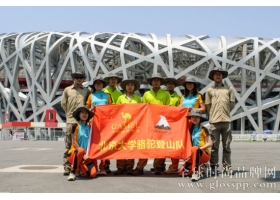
[67, 147, 97, 178]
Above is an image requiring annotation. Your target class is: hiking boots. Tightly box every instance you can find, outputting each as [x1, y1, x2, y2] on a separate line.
[97, 169, 106, 176]
[210, 165, 220, 176]
[126, 169, 133, 175]
[132, 168, 144, 176]
[104, 165, 111, 174]
[223, 165, 234, 175]
[164, 167, 178, 174]
[114, 169, 124, 175]
[63, 167, 71, 176]
[150, 164, 166, 172]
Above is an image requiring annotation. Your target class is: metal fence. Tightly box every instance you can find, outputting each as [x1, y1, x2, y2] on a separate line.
[0, 128, 65, 141]
[1, 128, 279, 142]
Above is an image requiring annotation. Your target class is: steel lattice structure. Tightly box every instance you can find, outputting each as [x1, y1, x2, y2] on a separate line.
[0, 32, 280, 135]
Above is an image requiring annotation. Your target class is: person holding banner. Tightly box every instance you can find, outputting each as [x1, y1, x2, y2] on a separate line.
[164, 77, 206, 174]
[162, 77, 181, 174]
[114, 78, 142, 176]
[61, 70, 90, 176]
[178, 109, 212, 181]
[67, 105, 95, 181]
[86, 76, 111, 176]
[103, 73, 123, 104]
[103, 73, 123, 174]
[179, 77, 205, 113]
[139, 73, 170, 176]
[165, 77, 181, 107]
[86, 76, 112, 111]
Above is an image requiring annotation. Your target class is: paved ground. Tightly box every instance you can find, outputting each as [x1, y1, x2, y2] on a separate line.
[0, 140, 279, 193]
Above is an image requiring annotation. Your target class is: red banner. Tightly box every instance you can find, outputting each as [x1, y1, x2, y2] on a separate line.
[87, 103, 191, 160]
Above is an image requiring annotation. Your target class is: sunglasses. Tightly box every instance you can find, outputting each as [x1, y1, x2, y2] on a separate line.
[74, 77, 84, 79]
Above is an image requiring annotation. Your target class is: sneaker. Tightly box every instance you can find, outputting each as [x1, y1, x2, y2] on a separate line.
[114, 169, 124, 175]
[191, 172, 200, 181]
[164, 167, 178, 174]
[132, 168, 144, 176]
[67, 172, 76, 181]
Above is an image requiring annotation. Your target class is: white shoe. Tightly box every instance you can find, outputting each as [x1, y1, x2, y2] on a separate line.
[68, 172, 76, 181]
[191, 172, 200, 181]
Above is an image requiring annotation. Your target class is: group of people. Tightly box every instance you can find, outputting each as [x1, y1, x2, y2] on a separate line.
[61, 67, 235, 182]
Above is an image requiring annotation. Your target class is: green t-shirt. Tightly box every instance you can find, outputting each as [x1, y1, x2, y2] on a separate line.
[169, 91, 181, 106]
[103, 86, 122, 104]
[142, 88, 170, 105]
[116, 93, 142, 104]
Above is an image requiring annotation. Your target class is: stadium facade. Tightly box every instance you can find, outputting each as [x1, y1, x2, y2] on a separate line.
[0, 32, 280, 138]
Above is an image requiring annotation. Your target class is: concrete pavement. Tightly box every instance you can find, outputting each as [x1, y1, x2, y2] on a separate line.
[0, 140, 279, 193]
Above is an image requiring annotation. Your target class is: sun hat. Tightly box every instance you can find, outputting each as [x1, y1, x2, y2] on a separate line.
[181, 77, 200, 88]
[73, 105, 94, 122]
[104, 72, 123, 83]
[71, 70, 86, 79]
[187, 109, 205, 120]
[90, 76, 107, 89]
[165, 77, 181, 87]
[208, 67, 228, 81]
[120, 79, 140, 91]
[147, 73, 165, 86]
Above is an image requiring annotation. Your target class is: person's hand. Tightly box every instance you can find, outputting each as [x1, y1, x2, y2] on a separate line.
[187, 107, 192, 116]
[83, 154, 89, 160]
[90, 105, 95, 112]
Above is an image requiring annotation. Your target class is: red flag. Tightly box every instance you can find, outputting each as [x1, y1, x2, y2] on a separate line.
[87, 103, 191, 160]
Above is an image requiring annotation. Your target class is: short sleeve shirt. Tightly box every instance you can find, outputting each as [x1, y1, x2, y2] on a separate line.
[103, 86, 122, 104]
[187, 120, 210, 154]
[86, 91, 111, 107]
[142, 88, 170, 105]
[116, 93, 142, 104]
[169, 92, 181, 106]
[191, 124, 210, 154]
[180, 93, 203, 108]
[68, 122, 90, 154]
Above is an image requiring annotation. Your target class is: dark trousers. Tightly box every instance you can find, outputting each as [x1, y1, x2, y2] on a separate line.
[210, 122, 232, 168]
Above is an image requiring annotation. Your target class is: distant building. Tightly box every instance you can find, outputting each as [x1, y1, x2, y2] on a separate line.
[0, 32, 279, 138]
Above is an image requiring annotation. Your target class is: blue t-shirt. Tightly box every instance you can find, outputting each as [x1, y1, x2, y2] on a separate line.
[191, 124, 210, 154]
[181, 94, 201, 108]
[78, 122, 91, 151]
[91, 91, 109, 106]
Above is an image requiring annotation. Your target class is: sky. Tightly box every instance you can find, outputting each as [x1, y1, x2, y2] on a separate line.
[0, 1, 280, 39]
